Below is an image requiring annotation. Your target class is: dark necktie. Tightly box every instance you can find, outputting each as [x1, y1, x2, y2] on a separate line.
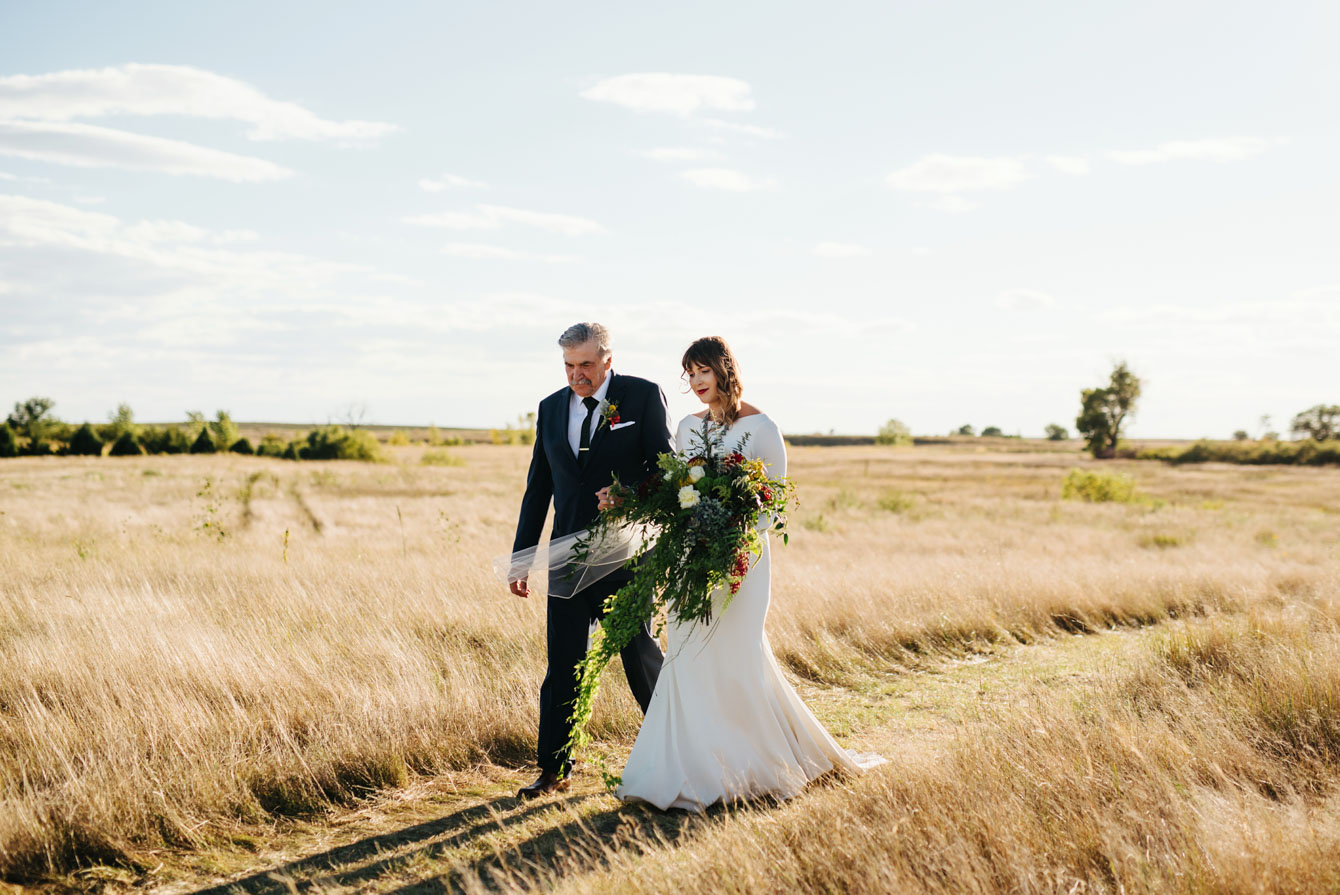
[577, 396, 599, 467]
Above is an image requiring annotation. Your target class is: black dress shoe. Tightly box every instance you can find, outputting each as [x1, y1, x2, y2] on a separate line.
[517, 770, 570, 799]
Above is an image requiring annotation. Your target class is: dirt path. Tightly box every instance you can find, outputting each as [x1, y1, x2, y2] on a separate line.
[139, 621, 1176, 895]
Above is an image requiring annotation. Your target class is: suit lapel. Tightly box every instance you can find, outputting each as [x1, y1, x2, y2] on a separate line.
[550, 388, 580, 477]
[587, 373, 625, 459]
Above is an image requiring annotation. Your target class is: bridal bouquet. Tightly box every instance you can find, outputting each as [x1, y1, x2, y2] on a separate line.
[564, 418, 794, 778]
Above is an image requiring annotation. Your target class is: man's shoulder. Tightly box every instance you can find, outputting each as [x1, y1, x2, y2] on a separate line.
[539, 386, 570, 408]
[613, 373, 664, 398]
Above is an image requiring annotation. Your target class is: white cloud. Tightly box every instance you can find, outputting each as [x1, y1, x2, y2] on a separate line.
[442, 242, 577, 263]
[1105, 137, 1275, 166]
[639, 147, 722, 162]
[404, 203, 604, 236]
[886, 154, 1032, 192]
[0, 63, 397, 142]
[680, 168, 777, 191]
[1045, 155, 1090, 175]
[0, 119, 291, 181]
[580, 73, 754, 117]
[419, 173, 488, 191]
[995, 289, 1057, 311]
[926, 196, 979, 214]
[813, 242, 869, 258]
[698, 118, 781, 140]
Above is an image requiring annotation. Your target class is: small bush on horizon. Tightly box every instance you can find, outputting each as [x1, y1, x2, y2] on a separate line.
[875, 418, 912, 446]
[387, 430, 410, 446]
[189, 428, 216, 454]
[981, 426, 1004, 437]
[1045, 423, 1069, 441]
[0, 421, 20, 458]
[1061, 468, 1140, 504]
[66, 423, 105, 456]
[108, 431, 144, 457]
[303, 426, 385, 462]
[421, 449, 465, 467]
[257, 434, 287, 458]
[230, 438, 255, 455]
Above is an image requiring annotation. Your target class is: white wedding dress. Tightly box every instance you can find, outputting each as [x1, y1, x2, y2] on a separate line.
[616, 412, 884, 812]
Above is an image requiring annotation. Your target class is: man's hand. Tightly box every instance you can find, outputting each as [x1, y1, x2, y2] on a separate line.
[596, 486, 623, 512]
[509, 576, 531, 599]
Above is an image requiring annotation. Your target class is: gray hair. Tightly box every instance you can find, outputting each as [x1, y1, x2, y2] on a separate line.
[557, 322, 612, 358]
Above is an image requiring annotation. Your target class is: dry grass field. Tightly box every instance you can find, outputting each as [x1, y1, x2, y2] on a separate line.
[1, 443, 1338, 893]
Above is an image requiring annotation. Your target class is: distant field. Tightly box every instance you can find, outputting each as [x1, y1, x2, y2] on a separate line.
[1, 444, 1337, 892]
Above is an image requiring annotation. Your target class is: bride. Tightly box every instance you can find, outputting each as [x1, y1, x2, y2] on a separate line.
[598, 336, 884, 812]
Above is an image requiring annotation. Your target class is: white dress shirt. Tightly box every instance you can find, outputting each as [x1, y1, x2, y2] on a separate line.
[567, 371, 613, 457]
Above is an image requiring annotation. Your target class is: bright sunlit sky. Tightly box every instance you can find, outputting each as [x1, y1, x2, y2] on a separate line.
[1, 1, 1336, 438]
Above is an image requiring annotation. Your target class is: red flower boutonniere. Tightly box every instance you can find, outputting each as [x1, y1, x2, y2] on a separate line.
[600, 401, 620, 429]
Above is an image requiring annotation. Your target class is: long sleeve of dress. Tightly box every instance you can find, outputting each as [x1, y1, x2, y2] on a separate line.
[751, 418, 787, 478]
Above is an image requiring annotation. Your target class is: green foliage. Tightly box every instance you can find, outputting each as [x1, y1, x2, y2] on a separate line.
[108, 431, 144, 456]
[230, 438, 255, 455]
[209, 411, 239, 451]
[387, 429, 410, 446]
[420, 449, 465, 467]
[189, 428, 217, 454]
[1137, 439, 1340, 467]
[8, 396, 58, 452]
[0, 422, 18, 458]
[105, 403, 137, 442]
[141, 426, 192, 454]
[302, 426, 385, 462]
[955, 424, 975, 437]
[875, 418, 912, 446]
[281, 441, 301, 461]
[1233, 430, 1250, 442]
[256, 434, 287, 457]
[1291, 404, 1339, 442]
[1076, 361, 1142, 458]
[1045, 423, 1069, 441]
[981, 426, 1004, 437]
[1061, 468, 1140, 503]
[491, 413, 538, 446]
[66, 423, 104, 456]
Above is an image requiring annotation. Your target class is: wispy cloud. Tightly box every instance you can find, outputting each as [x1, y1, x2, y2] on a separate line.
[0, 119, 291, 181]
[639, 147, 722, 162]
[995, 288, 1057, 311]
[418, 173, 488, 192]
[580, 73, 754, 117]
[886, 154, 1032, 193]
[442, 242, 577, 263]
[1045, 155, 1090, 175]
[813, 242, 869, 258]
[1106, 137, 1277, 165]
[0, 63, 397, 142]
[405, 203, 604, 236]
[680, 168, 776, 191]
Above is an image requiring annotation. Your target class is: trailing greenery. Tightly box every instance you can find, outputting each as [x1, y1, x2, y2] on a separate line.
[1137, 439, 1340, 467]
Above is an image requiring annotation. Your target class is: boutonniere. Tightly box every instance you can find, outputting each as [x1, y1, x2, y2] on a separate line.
[598, 401, 620, 431]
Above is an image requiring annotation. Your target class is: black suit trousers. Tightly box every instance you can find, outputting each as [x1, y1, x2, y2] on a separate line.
[537, 577, 663, 774]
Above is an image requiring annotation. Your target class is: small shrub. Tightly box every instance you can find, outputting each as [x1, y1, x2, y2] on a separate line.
[876, 490, 916, 513]
[303, 426, 384, 462]
[230, 438, 255, 455]
[189, 428, 217, 454]
[387, 429, 410, 446]
[1061, 468, 1139, 503]
[1138, 532, 1185, 549]
[108, 432, 143, 456]
[256, 434, 287, 458]
[281, 441, 302, 461]
[66, 423, 104, 456]
[875, 419, 912, 446]
[0, 422, 18, 458]
[141, 426, 192, 454]
[981, 426, 1003, 437]
[421, 449, 465, 467]
[1044, 423, 1068, 441]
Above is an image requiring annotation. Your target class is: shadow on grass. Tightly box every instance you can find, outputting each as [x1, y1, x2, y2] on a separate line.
[188, 789, 717, 895]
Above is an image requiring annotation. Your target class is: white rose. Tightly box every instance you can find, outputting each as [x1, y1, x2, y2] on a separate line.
[678, 485, 701, 509]
[688, 465, 706, 483]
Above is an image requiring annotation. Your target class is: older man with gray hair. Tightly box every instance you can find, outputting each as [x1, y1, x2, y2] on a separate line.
[509, 322, 672, 797]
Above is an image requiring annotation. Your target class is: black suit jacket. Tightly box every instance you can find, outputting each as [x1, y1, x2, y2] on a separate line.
[512, 373, 674, 593]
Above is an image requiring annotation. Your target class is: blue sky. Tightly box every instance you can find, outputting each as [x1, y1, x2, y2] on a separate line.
[1, 1, 1335, 437]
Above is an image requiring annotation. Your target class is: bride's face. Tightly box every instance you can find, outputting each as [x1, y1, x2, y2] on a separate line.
[686, 363, 719, 405]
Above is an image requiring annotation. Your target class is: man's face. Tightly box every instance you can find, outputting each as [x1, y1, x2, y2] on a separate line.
[564, 341, 611, 398]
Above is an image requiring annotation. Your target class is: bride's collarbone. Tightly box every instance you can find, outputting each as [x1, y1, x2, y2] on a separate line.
[693, 402, 763, 422]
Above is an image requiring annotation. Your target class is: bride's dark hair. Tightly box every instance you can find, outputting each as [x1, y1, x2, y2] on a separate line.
[682, 336, 743, 427]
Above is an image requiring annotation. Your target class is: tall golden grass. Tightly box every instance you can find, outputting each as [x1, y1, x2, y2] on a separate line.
[0, 445, 1336, 886]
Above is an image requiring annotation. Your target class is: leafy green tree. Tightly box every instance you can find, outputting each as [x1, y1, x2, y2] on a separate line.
[955, 424, 975, 437]
[105, 402, 137, 441]
[108, 431, 143, 456]
[142, 426, 192, 454]
[1233, 429, 1250, 441]
[0, 422, 18, 458]
[1076, 361, 1142, 458]
[209, 411, 239, 450]
[8, 396, 57, 450]
[1291, 405, 1339, 442]
[981, 426, 1003, 437]
[189, 428, 217, 454]
[875, 418, 912, 446]
[1044, 423, 1068, 441]
[66, 423, 105, 456]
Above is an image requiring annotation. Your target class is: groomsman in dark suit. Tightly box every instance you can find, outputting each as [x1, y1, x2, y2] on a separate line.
[509, 322, 670, 797]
